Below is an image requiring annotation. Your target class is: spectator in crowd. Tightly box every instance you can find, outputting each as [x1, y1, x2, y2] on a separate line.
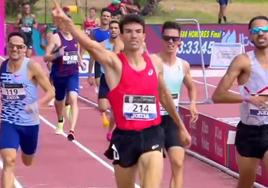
[107, 0, 140, 16]
[217, 0, 229, 24]
[83, 7, 100, 36]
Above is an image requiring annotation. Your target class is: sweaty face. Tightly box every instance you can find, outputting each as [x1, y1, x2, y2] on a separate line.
[110, 23, 120, 39]
[89, 9, 96, 18]
[101, 11, 112, 26]
[8, 36, 27, 61]
[23, 4, 31, 14]
[162, 28, 181, 54]
[250, 19, 268, 49]
[121, 23, 145, 51]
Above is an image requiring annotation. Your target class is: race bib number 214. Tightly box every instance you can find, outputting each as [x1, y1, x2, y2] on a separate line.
[123, 95, 157, 120]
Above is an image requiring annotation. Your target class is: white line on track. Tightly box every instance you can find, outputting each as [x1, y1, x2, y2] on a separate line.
[39, 114, 141, 188]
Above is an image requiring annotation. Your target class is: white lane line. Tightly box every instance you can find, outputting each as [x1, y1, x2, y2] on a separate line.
[193, 79, 239, 94]
[39, 115, 141, 188]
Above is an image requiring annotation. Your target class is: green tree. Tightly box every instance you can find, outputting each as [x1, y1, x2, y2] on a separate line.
[6, 0, 39, 16]
[137, 0, 162, 16]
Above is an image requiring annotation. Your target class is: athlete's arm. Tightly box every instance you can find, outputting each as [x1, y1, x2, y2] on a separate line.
[182, 60, 198, 123]
[113, 39, 124, 53]
[52, 1, 116, 69]
[32, 14, 38, 29]
[29, 61, 55, 105]
[212, 54, 250, 103]
[43, 34, 60, 62]
[16, 14, 22, 29]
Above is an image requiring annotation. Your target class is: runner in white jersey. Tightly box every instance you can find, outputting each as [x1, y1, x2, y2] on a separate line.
[212, 16, 268, 188]
[0, 32, 54, 188]
[156, 21, 198, 188]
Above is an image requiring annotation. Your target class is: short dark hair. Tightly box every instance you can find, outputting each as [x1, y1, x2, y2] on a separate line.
[248, 16, 268, 29]
[22, 1, 30, 7]
[8, 32, 27, 44]
[161, 21, 181, 35]
[101, 8, 111, 16]
[89, 7, 97, 12]
[110, 20, 120, 27]
[119, 14, 145, 33]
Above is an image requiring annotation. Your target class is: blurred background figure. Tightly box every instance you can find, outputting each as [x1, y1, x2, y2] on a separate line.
[16, 1, 38, 57]
[83, 7, 100, 36]
[217, 0, 229, 24]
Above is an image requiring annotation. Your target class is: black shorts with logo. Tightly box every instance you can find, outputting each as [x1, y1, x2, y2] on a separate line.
[104, 125, 164, 167]
[235, 121, 268, 159]
[161, 115, 182, 149]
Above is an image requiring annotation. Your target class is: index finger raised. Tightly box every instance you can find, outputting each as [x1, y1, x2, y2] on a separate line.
[53, 0, 60, 9]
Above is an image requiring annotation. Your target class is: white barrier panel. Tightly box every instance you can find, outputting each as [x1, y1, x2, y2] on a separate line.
[79, 54, 91, 77]
[209, 43, 244, 69]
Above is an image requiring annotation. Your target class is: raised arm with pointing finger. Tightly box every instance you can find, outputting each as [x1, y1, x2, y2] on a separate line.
[53, 1, 190, 187]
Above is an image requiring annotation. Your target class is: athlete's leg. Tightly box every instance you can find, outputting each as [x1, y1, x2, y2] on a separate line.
[263, 150, 268, 175]
[20, 125, 39, 166]
[236, 154, 259, 188]
[0, 149, 17, 188]
[66, 74, 79, 140]
[53, 77, 67, 134]
[168, 147, 185, 188]
[0, 123, 20, 188]
[138, 151, 163, 188]
[114, 164, 137, 188]
[67, 91, 79, 132]
[55, 99, 65, 122]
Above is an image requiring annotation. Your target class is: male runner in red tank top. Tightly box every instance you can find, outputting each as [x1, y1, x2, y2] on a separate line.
[52, 1, 191, 187]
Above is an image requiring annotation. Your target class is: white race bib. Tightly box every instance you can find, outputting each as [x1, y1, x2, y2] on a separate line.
[160, 93, 179, 115]
[123, 95, 157, 120]
[1, 83, 26, 100]
[249, 103, 268, 116]
[63, 51, 78, 64]
[21, 26, 32, 32]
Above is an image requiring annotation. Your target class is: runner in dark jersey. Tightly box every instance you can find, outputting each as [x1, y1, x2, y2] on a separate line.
[44, 13, 84, 141]
[16, 2, 38, 57]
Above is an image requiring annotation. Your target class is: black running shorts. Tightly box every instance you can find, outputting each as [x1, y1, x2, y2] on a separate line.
[235, 121, 268, 159]
[104, 125, 164, 167]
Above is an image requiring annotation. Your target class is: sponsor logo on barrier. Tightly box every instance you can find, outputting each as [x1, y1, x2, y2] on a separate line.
[202, 121, 209, 134]
[215, 126, 222, 140]
[215, 142, 223, 157]
[192, 135, 197, 146]
[189, 121, 197, 130]
[201, 136, 210, 151]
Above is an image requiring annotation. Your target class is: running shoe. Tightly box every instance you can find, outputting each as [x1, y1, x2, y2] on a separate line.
[67, 130, 75, 141]
[101, 112, 110, 128]
[55, 119, 64, 135]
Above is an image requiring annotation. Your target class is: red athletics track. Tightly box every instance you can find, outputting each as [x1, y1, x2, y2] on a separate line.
[0, 57, 240, 187]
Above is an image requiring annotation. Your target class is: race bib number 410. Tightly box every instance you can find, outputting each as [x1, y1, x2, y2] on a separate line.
[123, 95, 157, 120]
